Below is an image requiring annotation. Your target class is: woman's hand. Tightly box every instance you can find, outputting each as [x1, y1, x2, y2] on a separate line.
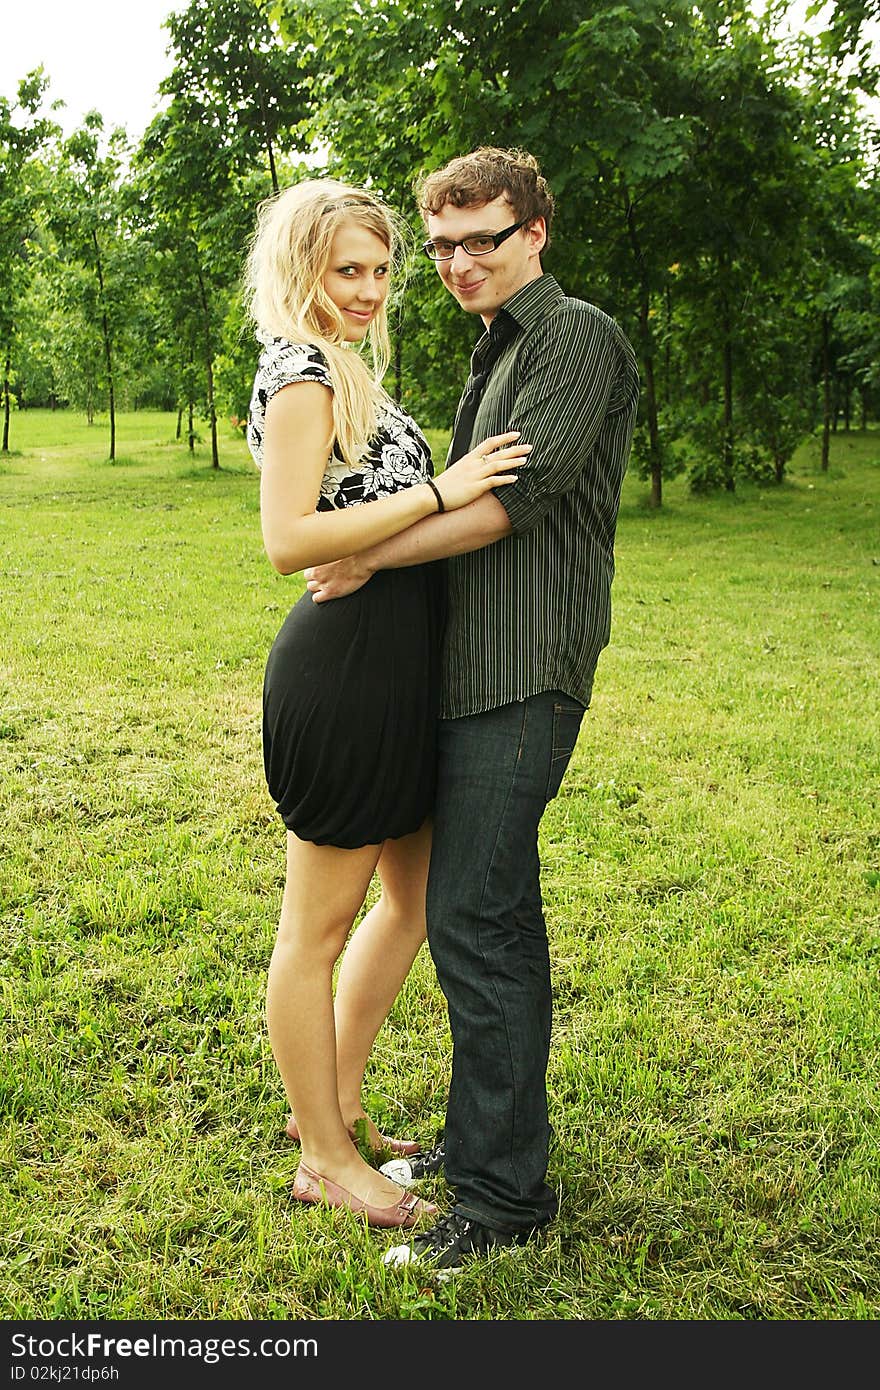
[433, 431, 530, 512]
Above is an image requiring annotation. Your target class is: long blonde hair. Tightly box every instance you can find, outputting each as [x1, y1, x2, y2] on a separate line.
[244, 179, 402, 467]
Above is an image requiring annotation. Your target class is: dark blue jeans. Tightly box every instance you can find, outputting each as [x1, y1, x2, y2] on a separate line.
[426, 690, 585, 1233]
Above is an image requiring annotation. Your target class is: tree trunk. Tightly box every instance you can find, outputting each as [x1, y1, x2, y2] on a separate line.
[721, 302, 735, 492]
[195, 262, 219, 469]
[644, 350, 661, 508]
[664, 283, 672, 404]
[206, 355, 218, 469]
[186, 347, 195, 452]
[626, 199, 661, 507]
[176, 406, 183, 440]
[821, 311, 831, 472]
[266, 136, 279, 196]
[92, 229, 116, 461]
[2, 346, 11, 453]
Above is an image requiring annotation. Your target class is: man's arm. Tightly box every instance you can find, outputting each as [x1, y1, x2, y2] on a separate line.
[493, 308, 636, 535]
[305, 491, 511, 602]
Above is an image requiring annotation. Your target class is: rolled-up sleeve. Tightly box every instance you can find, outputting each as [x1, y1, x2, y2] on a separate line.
[493, 309, 626, 535]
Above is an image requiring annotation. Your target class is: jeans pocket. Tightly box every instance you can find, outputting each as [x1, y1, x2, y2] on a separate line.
[545, 701, 585, 801]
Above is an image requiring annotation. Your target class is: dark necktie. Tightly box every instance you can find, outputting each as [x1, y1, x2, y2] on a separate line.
[447, 310, 519, 464]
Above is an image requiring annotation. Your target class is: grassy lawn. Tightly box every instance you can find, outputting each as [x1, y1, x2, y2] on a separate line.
[1, 410, 878, 1321]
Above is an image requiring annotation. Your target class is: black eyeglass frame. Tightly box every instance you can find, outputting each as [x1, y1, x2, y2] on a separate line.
[422, 217, 530, 261]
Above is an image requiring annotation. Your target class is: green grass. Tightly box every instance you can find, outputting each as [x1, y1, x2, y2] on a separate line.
[1, 410, 879, 1320]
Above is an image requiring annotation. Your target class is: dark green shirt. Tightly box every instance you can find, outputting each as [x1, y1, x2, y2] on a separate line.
[440, 272, 639, 719]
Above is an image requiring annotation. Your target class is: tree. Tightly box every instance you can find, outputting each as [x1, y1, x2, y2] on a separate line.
[136, 103, 252, 469]
[162, 0, 311, 196]
[41, 114, 134, 459]
[0, 70, 58, 451]
[792, 49, 877, 469]
[276, 0, 853, 501]
[537, 0, 700, 506]
[133, 0, 313, 468]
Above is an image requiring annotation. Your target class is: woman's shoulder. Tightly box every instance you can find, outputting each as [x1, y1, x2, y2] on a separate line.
[247, 337, 333, 468]
[255, 334, 333, 389]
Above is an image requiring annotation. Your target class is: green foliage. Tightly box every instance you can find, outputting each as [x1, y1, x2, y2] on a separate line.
[274, 0, 877, 491]
[394, 263, 481, 427]
[34, 114, 143, 455]
[0, 70, 60, 447]
[160, 0, 312, 196]
[629, 410, 685, 487]
[813, 0, 880, 80]
[122, 0, 317, 466]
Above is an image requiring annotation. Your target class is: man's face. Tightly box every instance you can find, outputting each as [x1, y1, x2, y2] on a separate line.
[425, 195, 545, 323]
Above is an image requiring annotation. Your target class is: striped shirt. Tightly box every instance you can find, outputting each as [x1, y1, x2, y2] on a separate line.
[440, 273, 639, 719]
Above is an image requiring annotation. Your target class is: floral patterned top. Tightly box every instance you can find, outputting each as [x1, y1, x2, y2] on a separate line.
[246, 336, 434, 510]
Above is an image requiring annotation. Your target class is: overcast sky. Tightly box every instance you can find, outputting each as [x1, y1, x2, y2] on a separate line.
[1, 0, 181, 141]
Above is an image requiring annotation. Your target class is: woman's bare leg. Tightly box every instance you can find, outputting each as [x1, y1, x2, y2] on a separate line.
[267, 829, 416, 1206]
[333, 819, 432, 1147]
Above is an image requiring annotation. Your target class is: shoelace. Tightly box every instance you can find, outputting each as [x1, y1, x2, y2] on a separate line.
[416, 1140, 445, 1169]
[420, 1212, 472, 1250]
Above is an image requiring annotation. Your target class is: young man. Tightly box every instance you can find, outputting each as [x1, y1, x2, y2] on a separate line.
[304, 147, 640, 1270]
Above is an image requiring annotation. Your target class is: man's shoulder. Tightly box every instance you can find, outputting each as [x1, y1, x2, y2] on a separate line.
[555, 295, 624, 334]
[526, 293, 635, 359]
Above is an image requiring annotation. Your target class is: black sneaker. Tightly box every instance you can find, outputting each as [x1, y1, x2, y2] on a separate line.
[379, 1138, 445, 1183]
[383, 1210, 536, 1273]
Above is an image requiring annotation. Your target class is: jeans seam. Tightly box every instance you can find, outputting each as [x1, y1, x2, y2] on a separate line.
[471, 699, 531, 1203]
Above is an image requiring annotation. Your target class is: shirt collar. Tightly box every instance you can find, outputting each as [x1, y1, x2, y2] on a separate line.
[470, 274, 563, 373]
[500, 273, 565, 333]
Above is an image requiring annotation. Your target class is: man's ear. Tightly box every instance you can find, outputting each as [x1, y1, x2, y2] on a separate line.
[528, 217, 547, 257]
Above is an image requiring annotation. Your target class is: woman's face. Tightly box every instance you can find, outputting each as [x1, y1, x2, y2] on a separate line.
[322, 221, 390, 341]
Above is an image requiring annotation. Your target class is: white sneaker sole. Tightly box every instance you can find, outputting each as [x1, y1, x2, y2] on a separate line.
[379, 1158, 414, 1184]
[382, 1242, 458, 1279]
[382, 1241, 416, 1267]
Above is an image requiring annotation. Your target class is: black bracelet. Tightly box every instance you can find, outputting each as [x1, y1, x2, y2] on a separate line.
[425, 477, 445, 513]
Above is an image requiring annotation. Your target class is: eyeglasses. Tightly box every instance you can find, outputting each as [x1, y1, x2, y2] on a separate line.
[422, 218, 529, 261]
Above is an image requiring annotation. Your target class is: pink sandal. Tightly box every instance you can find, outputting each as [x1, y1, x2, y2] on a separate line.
[291, 1162, 437, 1229]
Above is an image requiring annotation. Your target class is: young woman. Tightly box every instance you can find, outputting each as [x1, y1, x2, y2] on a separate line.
[244, 179, 529, 1228]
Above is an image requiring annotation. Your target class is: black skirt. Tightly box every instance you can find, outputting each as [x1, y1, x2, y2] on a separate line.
[262, 564, 445, 848]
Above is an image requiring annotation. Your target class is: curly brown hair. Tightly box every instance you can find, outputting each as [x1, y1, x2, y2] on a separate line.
[415, 146, 555, 250]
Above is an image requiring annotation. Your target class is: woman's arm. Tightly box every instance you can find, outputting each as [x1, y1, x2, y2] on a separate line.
[261, 383, 440, 575]
[305, 494, 512, 601]
[260, 382, 527, 576]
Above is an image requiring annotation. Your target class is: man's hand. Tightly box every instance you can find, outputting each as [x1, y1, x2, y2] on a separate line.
[304, 554, 372, 602]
